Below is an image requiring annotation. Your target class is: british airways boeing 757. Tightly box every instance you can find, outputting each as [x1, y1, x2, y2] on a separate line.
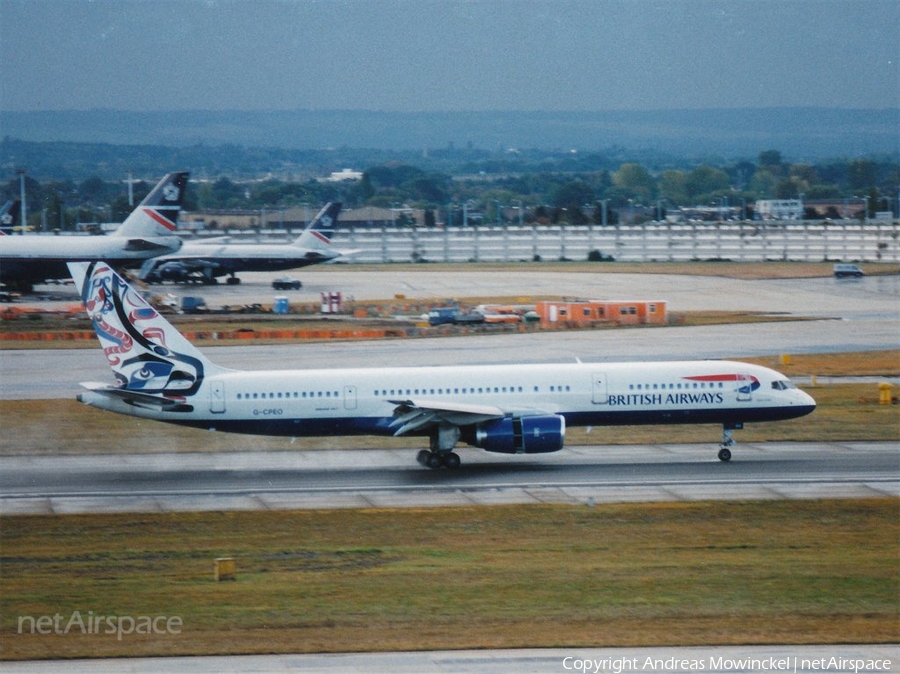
[69, 261, 815, 468]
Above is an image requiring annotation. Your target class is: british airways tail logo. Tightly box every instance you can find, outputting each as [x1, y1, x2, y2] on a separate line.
[310, 215, 334, 244]
[143, 208, 178, 231]
[162, 185, 181, 202]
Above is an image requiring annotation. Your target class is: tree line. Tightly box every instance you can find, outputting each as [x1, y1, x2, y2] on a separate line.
[3, 147, 897, 231]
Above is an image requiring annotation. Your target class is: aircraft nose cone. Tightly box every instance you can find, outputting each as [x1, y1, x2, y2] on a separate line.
[798, 389, 817, 414]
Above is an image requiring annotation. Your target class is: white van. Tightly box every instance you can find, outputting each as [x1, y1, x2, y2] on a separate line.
[833, 263, 864, 278]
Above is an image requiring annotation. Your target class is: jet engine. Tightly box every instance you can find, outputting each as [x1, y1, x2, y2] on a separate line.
[474, 415, 565, 454]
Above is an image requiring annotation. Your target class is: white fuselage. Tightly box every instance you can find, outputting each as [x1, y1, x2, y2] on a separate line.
[0, 235, 182, 285]
[142, 241, 339, 278]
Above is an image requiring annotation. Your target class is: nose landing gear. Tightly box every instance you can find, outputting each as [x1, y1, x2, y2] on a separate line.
[718, 423, 741, 462]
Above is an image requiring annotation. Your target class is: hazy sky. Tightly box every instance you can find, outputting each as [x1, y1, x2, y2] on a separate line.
[1, 0, 897, 112]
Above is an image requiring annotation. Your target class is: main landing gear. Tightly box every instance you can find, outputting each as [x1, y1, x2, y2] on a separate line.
[718, 424, 741, 462]
[416, 424, 463, 469]
[416, 450, 461, 470]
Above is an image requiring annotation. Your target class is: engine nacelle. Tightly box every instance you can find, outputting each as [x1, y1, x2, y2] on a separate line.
[475, 415, 565, 454]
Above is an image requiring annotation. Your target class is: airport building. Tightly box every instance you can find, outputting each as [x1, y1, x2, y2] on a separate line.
[755, 199, 803, 220]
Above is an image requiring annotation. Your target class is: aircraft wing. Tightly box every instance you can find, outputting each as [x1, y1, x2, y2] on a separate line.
[335, 248, 363, 258]
[141, 254, 226, 273]
[389, 398, 506, 436]
[123, 238, 183, 252]
[189, 236, 233, 245]
[78, 382, 194, 413]
[166, 256, 225, 270]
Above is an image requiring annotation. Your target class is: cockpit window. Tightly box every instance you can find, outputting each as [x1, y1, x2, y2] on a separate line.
[771, 380, 797, 390]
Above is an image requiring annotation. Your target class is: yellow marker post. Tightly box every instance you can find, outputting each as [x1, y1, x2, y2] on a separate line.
[214, 557, 236, 581]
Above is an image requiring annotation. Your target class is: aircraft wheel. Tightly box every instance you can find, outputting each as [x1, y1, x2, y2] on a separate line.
[443, 452, 461, 469]
[718, 447, 732, 462]
[416, 449, 431, 467]
[226, 277, 241, 285]
[426, 453, 443, 469]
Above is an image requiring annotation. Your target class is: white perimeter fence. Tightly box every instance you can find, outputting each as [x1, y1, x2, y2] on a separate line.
[331, 221, 899, 264]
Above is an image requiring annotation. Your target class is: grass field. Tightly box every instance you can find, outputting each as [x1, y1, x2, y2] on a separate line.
[2, 500, 897, 660]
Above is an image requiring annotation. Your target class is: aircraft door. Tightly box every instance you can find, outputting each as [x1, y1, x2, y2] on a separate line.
[591, 373, 608, 404]
[343, 385, 358, 410]
[736, 374, 753, 401]
[210, 380, 225, 413]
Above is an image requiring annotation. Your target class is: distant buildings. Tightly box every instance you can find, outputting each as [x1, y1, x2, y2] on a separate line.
[755, 199, 803, 220]
[326, 169, 363, 182]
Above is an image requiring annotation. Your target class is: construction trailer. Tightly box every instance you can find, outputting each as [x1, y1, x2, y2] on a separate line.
[534, 299, 667, 327]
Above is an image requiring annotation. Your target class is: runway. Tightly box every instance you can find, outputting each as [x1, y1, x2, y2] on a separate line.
[2, 442, 896, 515]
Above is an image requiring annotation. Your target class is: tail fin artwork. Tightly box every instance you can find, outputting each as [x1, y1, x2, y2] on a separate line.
[293, 202, 342, 252]
[114, 172, 190, 238]
[0, 199, 21, 235]
[68, 261, 228, 411]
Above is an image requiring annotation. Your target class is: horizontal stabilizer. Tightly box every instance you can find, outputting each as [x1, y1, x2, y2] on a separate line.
[78, 382, 194, 412]
[336, 248, 362, 258]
